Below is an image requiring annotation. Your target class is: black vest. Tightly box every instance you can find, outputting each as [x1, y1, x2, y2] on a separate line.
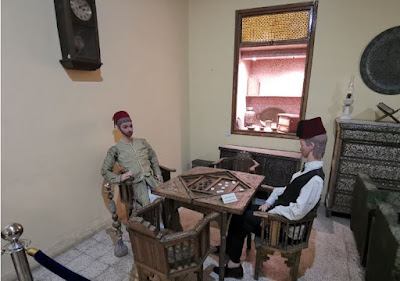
[274, 168, 325, 207]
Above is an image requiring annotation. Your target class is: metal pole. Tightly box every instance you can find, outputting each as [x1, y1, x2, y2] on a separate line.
[1, 223, 33, 281]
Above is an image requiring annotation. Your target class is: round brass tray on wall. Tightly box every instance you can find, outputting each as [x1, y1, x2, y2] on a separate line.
[360, 26, 400, 95]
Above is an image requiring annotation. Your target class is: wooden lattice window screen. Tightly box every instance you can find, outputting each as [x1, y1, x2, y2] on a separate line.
[242, 11, 310, 43]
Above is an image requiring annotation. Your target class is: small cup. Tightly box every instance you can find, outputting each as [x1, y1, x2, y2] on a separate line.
[263, 120, 273, 132]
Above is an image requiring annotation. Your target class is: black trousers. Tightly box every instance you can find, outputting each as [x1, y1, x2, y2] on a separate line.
[226, 204, 263, 263]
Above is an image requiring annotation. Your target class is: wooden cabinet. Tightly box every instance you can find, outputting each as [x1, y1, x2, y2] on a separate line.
[325, 119, 400, 216]
[219, 145, 301, 186]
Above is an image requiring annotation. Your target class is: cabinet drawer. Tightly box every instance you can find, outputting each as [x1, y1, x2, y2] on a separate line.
[340, 123, 400, 145]
[336, 174, 356, 192]
[341, 142, 400, 162]
[336, 173, 400, 193]
[339, 158, 400, 181]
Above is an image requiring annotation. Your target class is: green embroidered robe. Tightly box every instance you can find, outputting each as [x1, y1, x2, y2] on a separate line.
[101, 138, 162, 206]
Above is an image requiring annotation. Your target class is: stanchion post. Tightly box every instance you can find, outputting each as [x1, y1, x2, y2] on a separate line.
[1, 223, 33, 281]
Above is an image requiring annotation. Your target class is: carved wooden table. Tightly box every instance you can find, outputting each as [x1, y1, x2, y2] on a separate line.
[152, 166, 265, 281]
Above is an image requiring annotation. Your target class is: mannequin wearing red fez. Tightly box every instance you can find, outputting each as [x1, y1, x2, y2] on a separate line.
[213, 117, 328, 278]
[101, 111, 163, 207]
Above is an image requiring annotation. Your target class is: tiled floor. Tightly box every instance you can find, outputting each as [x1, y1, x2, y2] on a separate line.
[32, 227, 134, 281]
[31, 205, 364, 281]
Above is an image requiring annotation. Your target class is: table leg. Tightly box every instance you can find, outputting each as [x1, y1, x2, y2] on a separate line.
[219, 211, 228, 281]
[162, 198, 183, 232]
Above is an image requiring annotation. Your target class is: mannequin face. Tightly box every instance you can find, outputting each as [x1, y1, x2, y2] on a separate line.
[119, 121, 133, 138]
[299, 139, 314, 158]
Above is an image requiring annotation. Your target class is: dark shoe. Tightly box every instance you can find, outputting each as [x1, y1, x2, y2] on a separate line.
[213, 265, 244, 279]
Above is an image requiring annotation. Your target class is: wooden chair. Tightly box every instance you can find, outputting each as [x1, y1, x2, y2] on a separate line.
[253, 210, 317, 280]
[212, 150, 259, 173]
[127, 198, 219, 281]
[119, 165, 176, 219]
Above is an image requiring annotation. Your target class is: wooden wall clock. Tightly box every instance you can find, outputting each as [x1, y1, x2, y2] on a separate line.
[54, 0, 102, 71]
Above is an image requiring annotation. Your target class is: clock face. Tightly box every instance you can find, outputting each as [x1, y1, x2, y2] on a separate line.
[70, 0, 92, 21]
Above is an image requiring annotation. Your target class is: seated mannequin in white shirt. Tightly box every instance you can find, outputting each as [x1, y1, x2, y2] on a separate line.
[213, 117, 328, 279]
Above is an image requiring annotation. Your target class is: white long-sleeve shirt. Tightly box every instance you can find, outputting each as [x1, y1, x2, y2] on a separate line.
[265, 161, 324, 220]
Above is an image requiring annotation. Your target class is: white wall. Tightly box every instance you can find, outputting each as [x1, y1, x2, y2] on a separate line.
[1, 0, 188, 279]
[188, 0, 400, 192]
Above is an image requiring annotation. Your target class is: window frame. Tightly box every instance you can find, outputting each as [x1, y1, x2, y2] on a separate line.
[230, 1, 319, 139]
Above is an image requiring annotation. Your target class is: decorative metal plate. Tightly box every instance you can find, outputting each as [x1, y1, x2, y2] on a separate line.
[360, 26, 400, 95]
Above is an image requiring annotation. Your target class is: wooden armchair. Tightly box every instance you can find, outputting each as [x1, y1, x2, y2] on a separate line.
[119, 165, 176, 219]
[127, 198, 219, 281]
[212, 151, 259, 173]
[253, 211, 317, 281]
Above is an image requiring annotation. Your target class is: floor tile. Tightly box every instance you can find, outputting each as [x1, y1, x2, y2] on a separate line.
[93, 266, 126, 281]
[92, 229, 114, 243]
[75, 238, 100, 253]
[54, 248, 82, 265]
[113, 255, 134, 275]
[98, 250, 125, 266]
[83, 241, 114, 259]
[64, 253, 96, 273]
[78, 259, 109, 279]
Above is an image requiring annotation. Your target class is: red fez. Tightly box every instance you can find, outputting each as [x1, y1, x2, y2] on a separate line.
[296, 117, 326, 139]
[112, 111, 131, 127]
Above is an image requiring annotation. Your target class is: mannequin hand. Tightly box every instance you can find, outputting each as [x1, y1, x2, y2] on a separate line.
[156, 174, 163, 182]
[259, 202, 270, 212]
[120, 171, 133, 182]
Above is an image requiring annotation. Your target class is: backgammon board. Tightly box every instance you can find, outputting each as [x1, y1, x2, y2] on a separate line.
[180, 171, 251, 195]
